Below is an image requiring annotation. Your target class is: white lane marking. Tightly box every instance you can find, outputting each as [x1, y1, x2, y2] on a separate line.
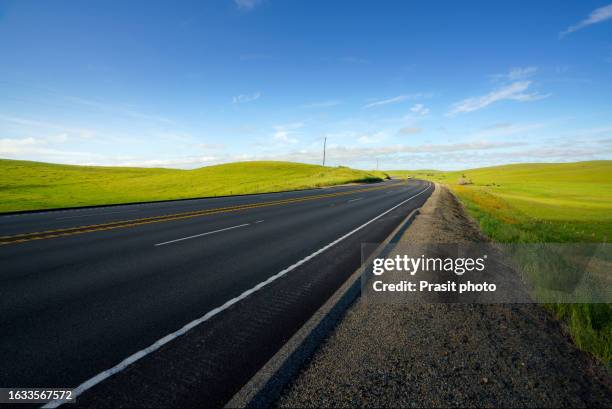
[347, 198, 362, 203]
[42, 183, 431, 409]
[56, 210, 139, 220]
[254, 220, 264, 224]
[154, 223, 250, 246]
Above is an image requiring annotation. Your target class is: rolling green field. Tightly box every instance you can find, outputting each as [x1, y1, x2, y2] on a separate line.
[0, 159, 388, 213]
[390, 161, 612, 363]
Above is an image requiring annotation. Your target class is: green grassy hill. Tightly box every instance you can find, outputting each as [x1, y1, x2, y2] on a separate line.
[390, 161, 612, 363]
[0, 159, 388, 213]
[390, 161, 612, 242]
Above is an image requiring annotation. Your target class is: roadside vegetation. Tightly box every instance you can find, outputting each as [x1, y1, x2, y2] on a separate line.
[0, 159, 388, 213]
[390, 161, 612, 364]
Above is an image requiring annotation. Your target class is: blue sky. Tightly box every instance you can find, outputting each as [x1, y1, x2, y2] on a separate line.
[0, 0, 611, 170]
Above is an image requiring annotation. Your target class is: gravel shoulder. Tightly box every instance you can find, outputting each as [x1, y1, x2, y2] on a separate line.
[277, 184, 612, 408]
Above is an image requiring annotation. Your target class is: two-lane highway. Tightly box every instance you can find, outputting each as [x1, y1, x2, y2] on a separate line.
[0, 179, 432, 407]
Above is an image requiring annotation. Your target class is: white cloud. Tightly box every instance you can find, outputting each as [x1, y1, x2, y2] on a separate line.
[447, 81, 550, 116]
[409, 103, 430, 116]
[0, 138, 220, 168]
[509, 92, 551, 102]
[0, 137, 98, 161]
[0, 137, 40, 154]
[0, 115, 97, 139]
[49, 133, 69, 143]
[491, 66, 538, 81]
[560, 4, 612, 37]
[230, 138, 612, 170]
[397, 127, 422, 135]
[233, 92, 261, 104]
[365, 95, 408, 108]
[9, 139, 608, 170]
[364, 95, 408, 108]
[63, 95, 174, 124]
[357, 132, 386, 144]
[234, 0, 262, 11]
[272, 122, 303, 143]
[576, 125, 612, 135]
[302, 100, 342, 108]
[472, 122, 546, 139]
[364, 93, 432, 109]
[0, 130, 95, 156]
[232, 140, 526, 165]
[98, 156, 218, 168]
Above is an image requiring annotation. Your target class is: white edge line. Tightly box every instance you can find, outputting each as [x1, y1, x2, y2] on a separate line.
[42, 183, 431, 409]
[154, 223, 250, 246]
[347, 198, 362, 202]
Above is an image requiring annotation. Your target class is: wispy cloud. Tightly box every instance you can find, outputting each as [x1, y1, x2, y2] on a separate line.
[364, 93, 432, 109]
[234, 0, 262, 11]
[357, 132, 386, 144]
[491, 66, 538, 81]
[235, 140, 526, 166]
[0, 137, 41, 154]
[9, 138, 607, 170]
[560, 4, 612, 37]
[235, 139, 608, 169]
[472, 122, 546, 139]
[272, 122, 303, 143]
[447, 81, 550, 116]
[63, 95, 174, 124]
[0, 115, 97, 140]
[409, 103, 430, 116]
[567, 125, 612, 136]
[100, 156, 219, 168]
[397, 126, 422, 135]
[364, 95, 408, 108]
[0, 136, 99, 160]
[233, 92, 261, 104]
[301, 100, 342, 108]
[0, 83, 175, 125]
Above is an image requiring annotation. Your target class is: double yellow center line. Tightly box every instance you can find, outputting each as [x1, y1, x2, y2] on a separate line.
[0, 184, 400, 246]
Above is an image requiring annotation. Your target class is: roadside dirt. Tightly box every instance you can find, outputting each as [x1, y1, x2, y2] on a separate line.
[277, 184, 612, 408]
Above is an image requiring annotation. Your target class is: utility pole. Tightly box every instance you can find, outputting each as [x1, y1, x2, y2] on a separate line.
[322, 136, 327, 166]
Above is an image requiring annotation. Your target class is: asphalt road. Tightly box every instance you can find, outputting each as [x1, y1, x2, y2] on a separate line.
[0, 179, 432, 407]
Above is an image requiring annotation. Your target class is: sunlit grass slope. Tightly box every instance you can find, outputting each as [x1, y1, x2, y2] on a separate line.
[0, 159, 388, 213]
[390, 161, 612, 243]
[391, 161, 612, 363]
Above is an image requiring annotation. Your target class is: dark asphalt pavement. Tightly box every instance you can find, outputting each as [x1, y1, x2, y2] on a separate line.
[0, 179, 431, 407]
